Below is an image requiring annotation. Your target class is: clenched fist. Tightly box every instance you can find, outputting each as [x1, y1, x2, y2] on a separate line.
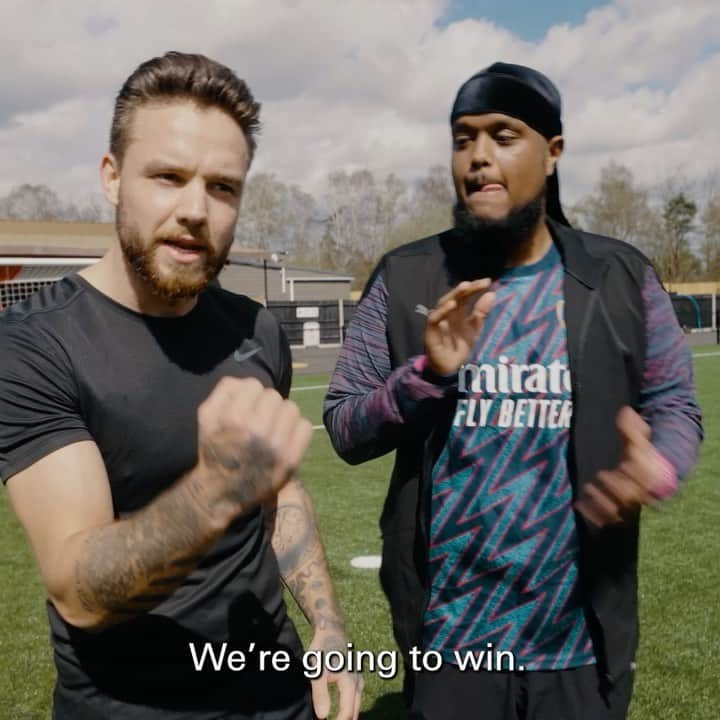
[575, 406, 674, 527]
[195, 377, 314, 522]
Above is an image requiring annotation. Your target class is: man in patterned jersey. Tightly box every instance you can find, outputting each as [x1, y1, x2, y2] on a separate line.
[323, 62, 702, 719]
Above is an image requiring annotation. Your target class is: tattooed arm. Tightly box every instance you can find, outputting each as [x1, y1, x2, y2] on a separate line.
[7, 377, 313, 630]
[265, 479, 363, 720]
[265, 478, 346, 640]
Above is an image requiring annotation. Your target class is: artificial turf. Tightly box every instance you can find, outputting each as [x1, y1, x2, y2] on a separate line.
[0, 353, 717, 718]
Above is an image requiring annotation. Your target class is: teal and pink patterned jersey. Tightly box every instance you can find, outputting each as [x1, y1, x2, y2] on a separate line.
[424, 244, 594, 670]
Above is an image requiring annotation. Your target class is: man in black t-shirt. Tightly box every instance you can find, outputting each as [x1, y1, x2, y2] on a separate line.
[0, 52, 362, 720]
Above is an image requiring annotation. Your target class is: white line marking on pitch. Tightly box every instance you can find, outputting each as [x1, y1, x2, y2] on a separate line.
[693, 351, 720, 358]
[351, 555, 382, 569]
[291, 384, 329, 392]
[312, 425, 325, 431]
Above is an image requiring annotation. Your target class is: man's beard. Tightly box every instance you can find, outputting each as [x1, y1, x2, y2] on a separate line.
[450, 186, 546, 277]
[116, 201, 229, 301]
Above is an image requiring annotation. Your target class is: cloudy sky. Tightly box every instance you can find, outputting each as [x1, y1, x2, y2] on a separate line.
[1, 0, 718, 208]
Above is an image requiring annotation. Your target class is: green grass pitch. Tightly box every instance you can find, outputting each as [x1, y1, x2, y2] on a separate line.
[1, 355, 718, 718]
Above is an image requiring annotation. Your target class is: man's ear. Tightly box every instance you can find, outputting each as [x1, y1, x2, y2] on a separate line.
[100, 153, 121, 206]
[546, 135, 564, 176]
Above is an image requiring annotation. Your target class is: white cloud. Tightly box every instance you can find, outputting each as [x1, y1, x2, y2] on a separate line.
[0, 0, 718, 210]
[0, 97, 110, 198]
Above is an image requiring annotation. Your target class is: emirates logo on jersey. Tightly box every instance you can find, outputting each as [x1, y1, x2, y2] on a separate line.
[458, 356, 571, 395]
[453, 356, 573, 430]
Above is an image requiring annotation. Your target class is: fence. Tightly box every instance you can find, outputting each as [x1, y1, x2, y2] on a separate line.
[1, 271, 716, 344]
[267, 299, 358, 347]
[0, 262, 90, 310]
[669, 293, 716, 332]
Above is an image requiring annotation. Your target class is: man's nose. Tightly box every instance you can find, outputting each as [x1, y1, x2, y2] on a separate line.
[175, 180, 208, 227]
[470, 133, 494, 168]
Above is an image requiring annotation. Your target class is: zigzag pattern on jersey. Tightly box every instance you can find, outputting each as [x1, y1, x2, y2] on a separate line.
[425, 254, 594, 669]
[426, 427, 587, 663]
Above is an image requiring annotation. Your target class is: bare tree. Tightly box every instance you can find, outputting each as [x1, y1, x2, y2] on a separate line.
[319, 165, 457, 286]
[0, 184, 115, 223]
[385, 165, 454, 251]
[0, 183, 64, 220]
[62, 193, 114, 223]
[416, 164, 454, 208]
[700, 195, 720, 280]
[571, 162, 659, 254]
[234, 173, 318, 252]
[323, 169, 409, 278]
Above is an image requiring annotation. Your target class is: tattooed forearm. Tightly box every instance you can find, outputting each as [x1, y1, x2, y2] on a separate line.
[71, 428, 287, 628]
[73, 476, 218, 627]
[284, 559, 346, 633]
[268, 480, 346, 634]
[268, 503, 314, 575]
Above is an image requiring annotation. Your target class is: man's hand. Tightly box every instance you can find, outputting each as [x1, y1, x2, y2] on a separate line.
[195, 377, 314, 524]
[308, 628, 363, 720]
[424, 279, 495, 376]
[576, 406, 671, 527]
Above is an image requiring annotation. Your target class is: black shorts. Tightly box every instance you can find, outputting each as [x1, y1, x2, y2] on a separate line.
[407, 663, 633, 720]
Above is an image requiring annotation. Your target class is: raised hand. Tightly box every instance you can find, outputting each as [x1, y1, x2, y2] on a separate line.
[576, 406, 672, 527]
[196, 377, 314, 522]
[424, 279, 495, 376]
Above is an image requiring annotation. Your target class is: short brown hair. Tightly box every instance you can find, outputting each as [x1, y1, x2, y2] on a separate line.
[110, 51, 261, 165]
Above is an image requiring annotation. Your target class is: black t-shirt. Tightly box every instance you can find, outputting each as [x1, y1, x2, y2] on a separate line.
[0, 276, 311, 719]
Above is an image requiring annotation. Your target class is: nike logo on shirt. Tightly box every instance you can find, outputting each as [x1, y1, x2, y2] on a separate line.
[233, 346, 262, 363]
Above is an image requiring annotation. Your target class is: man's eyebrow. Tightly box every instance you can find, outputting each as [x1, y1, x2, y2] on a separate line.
[490, 118, 523, 131]
[210, 173, 244, 187]
[452, 121, 474, 133]
[452, 117, 524, 134]
[142, 159, 188, 173]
